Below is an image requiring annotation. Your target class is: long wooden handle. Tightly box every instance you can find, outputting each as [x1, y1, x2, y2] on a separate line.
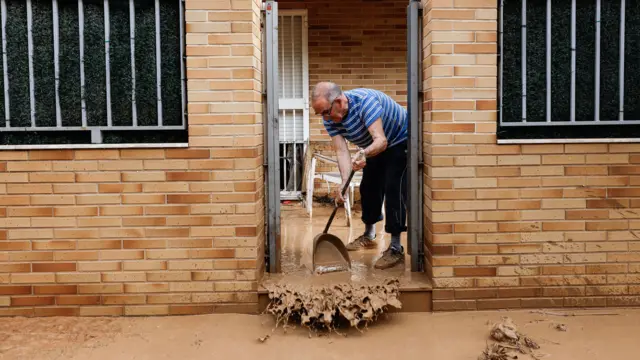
[323, 169, 356, 234]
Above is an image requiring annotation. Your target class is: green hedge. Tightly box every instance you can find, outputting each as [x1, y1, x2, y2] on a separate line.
[0, 0, 185, 145]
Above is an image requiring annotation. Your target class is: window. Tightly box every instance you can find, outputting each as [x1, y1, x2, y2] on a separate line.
[498, 0, 640, 142]
[0, 0, 186, 147]
[277, 10, 308, 199]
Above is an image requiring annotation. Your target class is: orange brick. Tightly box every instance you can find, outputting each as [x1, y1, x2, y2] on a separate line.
[145, 205, 190, 215]
[476, 167, 519, 177]
[99, 206, 144, 216]
[432, 233, 476, 244]
[7, 161, 52, 172]
[7, 184, 52, 194]
[7, 207, 52, 217]
[521, 166, 564, 176]
[77, 284, 123, 294]
[120, 149, 165, 159]
[29, 172, 75, 183]
[122, 261, 167, 271]
[103, 295, 146, 305]
[521, 210, 564, 220]
[78, 262, 121, 272]
[520, 189, 563, 198]
[498, 200, 540, 210]
[475, 231, 520, 243]
[56, 273, 100, 283]
[477, 211, 520, 221]
[34, 285, 77, 295]
[122, 217, 167, 227]
[121, 171, 165, 182]
[542, 222, 585, 231]
[498, 178, 541, 188]
[146, 249, 190, 259]
[33, 263, 76, 272]
[124, 283, 170, 293]
[99, 184, 143, 193]
[54, 206, 98, 216]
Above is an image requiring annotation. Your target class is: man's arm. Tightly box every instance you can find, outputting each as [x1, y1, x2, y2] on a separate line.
[362, 118, 387, 158]
[332, 134, 352, 184]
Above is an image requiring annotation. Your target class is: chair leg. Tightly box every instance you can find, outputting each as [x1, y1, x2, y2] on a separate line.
[306, 158, 316, 217]
[345, 197, 352, 227]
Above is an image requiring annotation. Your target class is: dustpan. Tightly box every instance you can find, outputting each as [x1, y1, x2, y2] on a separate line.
[311, 169, 355, 275]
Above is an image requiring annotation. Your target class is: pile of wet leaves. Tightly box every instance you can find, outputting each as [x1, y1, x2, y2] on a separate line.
[479, 317, 543, 360]
[262, 279, 402, 334]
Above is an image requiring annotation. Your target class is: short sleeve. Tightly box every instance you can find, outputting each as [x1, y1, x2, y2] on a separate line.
[361, 96, 384, 128]
[323, 119, 340, 137]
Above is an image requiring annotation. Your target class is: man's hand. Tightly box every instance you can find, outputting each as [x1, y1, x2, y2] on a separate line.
[351, 149, 366, 171]
[334, 183, 349, 206]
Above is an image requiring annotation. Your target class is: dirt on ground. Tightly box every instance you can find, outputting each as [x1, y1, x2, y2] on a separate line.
[0, 308, 639, 360]
[263, 279, 402, 333]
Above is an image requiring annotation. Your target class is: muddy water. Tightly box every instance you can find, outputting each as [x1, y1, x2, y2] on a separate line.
[267, 204, 430, 289]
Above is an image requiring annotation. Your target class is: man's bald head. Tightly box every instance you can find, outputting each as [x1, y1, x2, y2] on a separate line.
[311, 81, 342, 104]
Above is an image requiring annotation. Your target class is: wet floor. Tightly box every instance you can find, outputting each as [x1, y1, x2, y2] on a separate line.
[261, 202, 431, 289]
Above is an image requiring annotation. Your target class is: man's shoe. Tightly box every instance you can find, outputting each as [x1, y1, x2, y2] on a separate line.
[345, 234, 377, 251]
[374, 247, 404, 269]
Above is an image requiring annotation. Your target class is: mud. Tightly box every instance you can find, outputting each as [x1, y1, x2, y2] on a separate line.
[481, 317, 542, 360]
[0, 316, 123, 359]
[2, 309, 640, 359]
[263, 279, 401, 333]
[274, 204, 432, 290]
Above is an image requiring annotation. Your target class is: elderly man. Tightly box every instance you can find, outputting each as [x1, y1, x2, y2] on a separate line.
[311, 81, 408, 270]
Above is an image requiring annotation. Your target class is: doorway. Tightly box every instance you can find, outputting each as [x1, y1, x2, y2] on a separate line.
[262, 0, 424, 277]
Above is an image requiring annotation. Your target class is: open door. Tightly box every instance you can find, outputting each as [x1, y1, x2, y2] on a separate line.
[263, 1, 280, 273]
[407, 0, 424, 272]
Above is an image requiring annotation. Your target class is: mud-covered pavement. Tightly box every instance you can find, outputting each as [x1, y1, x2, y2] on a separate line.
[1, 308, 639, 360]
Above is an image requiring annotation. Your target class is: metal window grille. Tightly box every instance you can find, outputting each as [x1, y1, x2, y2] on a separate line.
[277, 12, 308, 200]
[0, 0, 186, 145]
[499, 0, 639, 127]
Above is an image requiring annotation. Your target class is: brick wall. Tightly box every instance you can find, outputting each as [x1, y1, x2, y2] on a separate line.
[279, 0, 408, 195]
[0, 0, 264, 316]
[423, 0, 640, 310]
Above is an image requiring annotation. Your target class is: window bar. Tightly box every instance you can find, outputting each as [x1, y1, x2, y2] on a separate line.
[53, 0, 62, 127]
[546, 0, 551, 122]
[595, 0, 601, 121]
[291, 16, 296, 192]
[129, 0, 137, 126]
[104, 0, 112, 127]
[521, 0, 526, 122]
[27, 0, 35, 127]
[178, 0, 185, 127]
[619, 0, 625, 121]
[78, 0, 87, 127]
[499, 0, 503, 125]
[570, 0, 576, 122]
[1, 0, 9, 127]
[154, 0, 162, 126]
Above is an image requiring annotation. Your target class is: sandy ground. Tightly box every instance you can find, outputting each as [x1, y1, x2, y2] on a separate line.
[1, 308, 639, 360]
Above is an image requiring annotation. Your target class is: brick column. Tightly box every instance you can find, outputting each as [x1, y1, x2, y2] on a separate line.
[422, 0, 501, 310]
[185, 0, 265, 312]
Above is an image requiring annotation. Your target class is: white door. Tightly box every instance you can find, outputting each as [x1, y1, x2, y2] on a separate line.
[278, 10, 309, 200]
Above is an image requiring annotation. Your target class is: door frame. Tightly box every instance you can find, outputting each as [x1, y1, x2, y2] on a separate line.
[262, 0, 424, 273]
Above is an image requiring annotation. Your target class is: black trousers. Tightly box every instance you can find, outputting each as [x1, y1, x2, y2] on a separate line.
[359, 140, 408, 235]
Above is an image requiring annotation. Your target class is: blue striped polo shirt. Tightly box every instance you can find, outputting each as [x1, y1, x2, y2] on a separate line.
[323, 88, 408, 149]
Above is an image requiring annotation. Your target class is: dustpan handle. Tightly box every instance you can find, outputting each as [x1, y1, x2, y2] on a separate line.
[323, 169, 356, 234]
